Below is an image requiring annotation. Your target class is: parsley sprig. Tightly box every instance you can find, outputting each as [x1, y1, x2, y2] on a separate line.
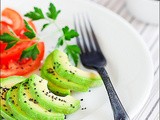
[25, 3, 81, 66]
[0, 33, 19, 49]
[0, 20, 40, 60]
[25, 3, 61, 31]
[56, 26, 80, 66]
[24, 20, 36, 39]
[20, 43, 40, 60]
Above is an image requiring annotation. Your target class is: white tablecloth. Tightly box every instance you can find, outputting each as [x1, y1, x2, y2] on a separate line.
[91, 0, 159, 119]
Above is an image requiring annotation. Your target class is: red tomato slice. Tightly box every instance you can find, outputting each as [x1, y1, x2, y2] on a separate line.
[0, 42, 44, 78]
[15, 20, 37, 39]
[0, 40, 36, 65]
[2, 8, 24, 30]
[0, 41, 7, 52]
[0, 21, 10, 35]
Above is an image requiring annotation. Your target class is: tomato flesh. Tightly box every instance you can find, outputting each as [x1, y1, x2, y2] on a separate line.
[0, 41, 7, 52]
[15, 21, 37, 39]
[0, 42, 44, 78]
[1, 8, 45, 78]
[0, 40, 36, 65]
[0, 21, 10, 35]
[2, 8, 24, 30]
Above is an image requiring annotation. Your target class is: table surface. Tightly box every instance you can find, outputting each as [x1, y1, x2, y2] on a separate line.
[90, 0, 159, 120]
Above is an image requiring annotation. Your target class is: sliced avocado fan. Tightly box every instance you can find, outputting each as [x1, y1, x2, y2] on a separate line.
[6, 83, 32, 120]
[41, 53, 88, 92]
[28, 74, 80, 114]
[52, 50, 102, 86]
[47, 81, 71, 96]
[0, 76, 26, 120]
[18, 80, 64, 120]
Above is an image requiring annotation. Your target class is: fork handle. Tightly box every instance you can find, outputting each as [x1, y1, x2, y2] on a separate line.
[96, 67, 130, 120]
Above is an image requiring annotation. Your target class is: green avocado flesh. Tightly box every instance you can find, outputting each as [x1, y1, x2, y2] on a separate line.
[18, 80, 64, 120]
[28, 74, 80, 114]
[48, 82, 70, 96]
[6, 83, 31, 120]
[41, 53, 89, 92]
[0, 76, 26, 120]
[48, 50, 102, 86]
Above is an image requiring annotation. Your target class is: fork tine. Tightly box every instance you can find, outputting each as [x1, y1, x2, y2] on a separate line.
[83, 15, 95, 52]
[74, 16, 84, 54]
[87, 16, 102, 52]
[78, 15, 89, 53]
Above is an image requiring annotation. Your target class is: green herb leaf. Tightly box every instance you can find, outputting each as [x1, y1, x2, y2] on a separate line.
[20, 44, 40, 60]
[6, 41, 18, 49]
[41, 23, 50, 31]
[24, 20, 36, 39]
[46, 3, 61, 20]
[56, 36, 64, 48]
[25, 7, 45, 20]
[0, 33, 19, 49]
[0, 33, 19, 42]
[65, 45, 81, 66]
[62, 26, 79, 41]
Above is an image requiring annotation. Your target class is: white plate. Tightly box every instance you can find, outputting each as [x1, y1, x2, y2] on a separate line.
[2, 0, 154, 120]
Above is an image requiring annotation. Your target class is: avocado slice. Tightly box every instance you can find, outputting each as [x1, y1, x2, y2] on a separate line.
[28, 74, 80, 114]
[48, 81, 70, 96]
[18, 80, 64, 120]
[6, 83, 32, 120]
[52, 50, 102, 86]
[41, 52, 88, 92]
[0, 76, 26, 120]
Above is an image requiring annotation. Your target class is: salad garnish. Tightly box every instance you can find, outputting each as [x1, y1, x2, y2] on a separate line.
[25, 3, 80, 66]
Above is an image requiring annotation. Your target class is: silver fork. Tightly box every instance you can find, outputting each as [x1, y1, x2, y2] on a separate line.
[74, 15, 130, 120]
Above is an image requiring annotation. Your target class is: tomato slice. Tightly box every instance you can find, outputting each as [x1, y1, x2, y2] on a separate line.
[0, 40, 36, 65]
[1, 8, 36, 38]
[0, 42, 44, 78]
[0, 21, 10, 35]
[15, 21, 37, 39]
[2, 8, 24, 30]
[0, 41, 7, 52]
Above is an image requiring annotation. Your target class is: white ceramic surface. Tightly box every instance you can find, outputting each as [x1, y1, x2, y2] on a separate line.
[126, 0, 159, 24]
[2, 0, 154, 119]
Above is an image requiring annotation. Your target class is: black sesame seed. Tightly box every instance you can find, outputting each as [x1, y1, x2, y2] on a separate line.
[3, 104, 6, 107]
[81, 107, 87, 110]
[80, 99, 83, 101]
[48, 109, 52, 112]
[29, 98, 33, 101]
[12, 100, 15, 104]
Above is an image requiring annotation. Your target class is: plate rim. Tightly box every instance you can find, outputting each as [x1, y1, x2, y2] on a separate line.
[1, 0, 154, 119]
